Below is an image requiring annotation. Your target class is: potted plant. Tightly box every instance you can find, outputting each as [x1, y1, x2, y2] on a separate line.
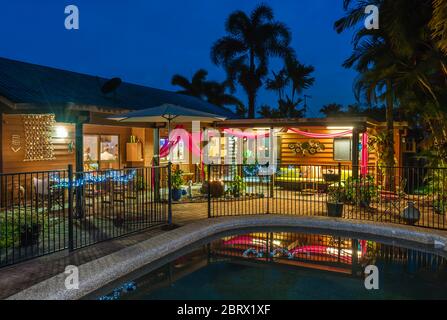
[201, 180, 225, 198]
[346, 176, 378, 208]
[327, 184, 346, 217]
[171, 168, 184, 201]
[229, 175, 246, 198]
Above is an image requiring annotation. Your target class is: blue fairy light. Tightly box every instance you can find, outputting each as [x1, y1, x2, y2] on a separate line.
[51, 169, 137, 188]
[98, 281, 137, 300]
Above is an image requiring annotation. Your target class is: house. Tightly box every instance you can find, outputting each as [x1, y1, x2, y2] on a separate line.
[0, 57, 234, 176]
[0, 57, 411, 191]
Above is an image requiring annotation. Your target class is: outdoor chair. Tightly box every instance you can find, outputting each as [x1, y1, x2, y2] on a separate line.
[32, 177, 64, 211]
[377, 177, 408, 221]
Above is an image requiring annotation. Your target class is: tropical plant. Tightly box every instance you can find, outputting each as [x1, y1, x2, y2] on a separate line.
[335, 0, 447, 173]
[0, 211, 51, 249]
[228, 175, 247, 197]
[171, 69, 244, 112]
[320, 103, 343, 117]
[368, 130, 397, 168]
[345, 175, 378, 207]
[261, 55, 315, 118]
[211, 4, 293, 118]
[327, 184, 347, 203]
[171, 168, 184, 190]
[430, 0, 447, 54]
[171, 69, 209, 98]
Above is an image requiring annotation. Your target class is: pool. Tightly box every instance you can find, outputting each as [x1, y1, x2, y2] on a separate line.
[98, 230, 447, 300]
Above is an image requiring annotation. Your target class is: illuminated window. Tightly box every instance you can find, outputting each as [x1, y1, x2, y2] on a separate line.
[83, 135, 119, 170]
[333, 138, 352, 161]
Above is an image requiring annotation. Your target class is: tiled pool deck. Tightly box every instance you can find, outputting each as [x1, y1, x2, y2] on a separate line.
[5, 207, 447, 300]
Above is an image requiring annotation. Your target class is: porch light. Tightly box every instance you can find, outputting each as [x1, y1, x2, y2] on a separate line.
[55, 125, 68, 138]
[326, 126, 354, 130]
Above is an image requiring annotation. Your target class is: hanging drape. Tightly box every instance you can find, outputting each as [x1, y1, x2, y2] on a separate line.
[222, 128, 270, 139]
[361, 132, 369, 176]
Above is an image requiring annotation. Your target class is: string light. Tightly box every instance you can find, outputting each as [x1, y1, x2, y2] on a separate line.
[51, 169, 137, 188]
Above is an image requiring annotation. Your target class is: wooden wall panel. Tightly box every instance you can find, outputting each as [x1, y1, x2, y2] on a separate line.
[279, 127, 379, 167]
[2, 114, 76, 173]
[1, 116, 156, 174]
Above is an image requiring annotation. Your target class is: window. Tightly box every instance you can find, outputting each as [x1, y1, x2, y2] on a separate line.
[160, 137, 186, 163]
[171, 139, 185, 163]
[83, 135, 98, 162]
[100, 135, 119, 161]
[333, 138, 352, 161]
[83, 134, 119, 171]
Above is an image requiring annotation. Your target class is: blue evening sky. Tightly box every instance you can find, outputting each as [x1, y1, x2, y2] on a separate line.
[0, 0, 358, 117]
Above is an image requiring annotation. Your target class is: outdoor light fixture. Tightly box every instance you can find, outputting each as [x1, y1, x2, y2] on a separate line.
[326, 126, 354, 130]
[55, 125, 68, 138]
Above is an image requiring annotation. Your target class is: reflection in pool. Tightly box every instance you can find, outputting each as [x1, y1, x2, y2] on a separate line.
[100, 231, 447, 300]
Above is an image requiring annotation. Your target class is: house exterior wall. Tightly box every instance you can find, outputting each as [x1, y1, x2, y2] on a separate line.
[278, 126, 405, 168]
[1, 114, 76, 174]
[1, 114, 155, 173]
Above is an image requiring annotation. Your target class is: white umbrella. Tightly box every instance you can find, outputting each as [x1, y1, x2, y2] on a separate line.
[109, 104, 226, 160]
[109, 104, 227, 225]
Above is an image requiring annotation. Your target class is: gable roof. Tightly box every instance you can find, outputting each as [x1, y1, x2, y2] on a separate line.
[0, 57, 235, 118]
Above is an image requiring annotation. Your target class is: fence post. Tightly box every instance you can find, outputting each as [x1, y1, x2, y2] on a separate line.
[67, 164, 74, 252]
[167, 162, 172, 225]
[207, 164, 211, 218]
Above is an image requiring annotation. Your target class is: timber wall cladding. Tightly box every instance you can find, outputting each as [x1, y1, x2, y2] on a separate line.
[2, 114, 75, 173]
[279, 128, 377, 166]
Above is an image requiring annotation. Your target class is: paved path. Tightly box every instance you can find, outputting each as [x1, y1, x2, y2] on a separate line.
[9, 214, 447, 300]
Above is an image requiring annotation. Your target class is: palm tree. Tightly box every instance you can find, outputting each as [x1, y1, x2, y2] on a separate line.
[204, 81, 245, 114]
[430, 0, 447, 55]
[320, 103, 343, 117]
[171, 69, 209, 98]
[336, 0, 447, 181]
[211, 4, 293, 118]
[171, 69, 244, 114]
[261, 56, 315, 119]
[283, 56, 315, 103]
[335, 0, 433, 169]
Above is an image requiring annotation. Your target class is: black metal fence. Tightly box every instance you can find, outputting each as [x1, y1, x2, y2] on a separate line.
[2, 162, 446, 268]
[0, 165, 169, 267]
[208, 164, 447, 230]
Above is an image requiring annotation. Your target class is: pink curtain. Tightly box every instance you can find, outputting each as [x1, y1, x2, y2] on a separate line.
[361, 132, 369, 176]
[222, 128, 270, 139]
[159, 136, 180, 158]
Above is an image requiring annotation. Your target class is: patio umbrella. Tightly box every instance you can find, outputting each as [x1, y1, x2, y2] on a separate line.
[109, 104, 226, 226]
[108, 104, 227, 160]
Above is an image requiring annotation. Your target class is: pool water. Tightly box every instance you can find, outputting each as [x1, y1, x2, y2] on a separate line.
[103, 231, 447, 300]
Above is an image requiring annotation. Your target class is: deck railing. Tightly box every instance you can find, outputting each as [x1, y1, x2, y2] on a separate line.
[207, 164, 447, 231]
[0, 165, 169, 267]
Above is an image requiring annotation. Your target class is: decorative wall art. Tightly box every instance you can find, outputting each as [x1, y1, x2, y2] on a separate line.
[10, 134, 22, 153]
[22, 114, 56, 161]
[288, 140, 325, 156]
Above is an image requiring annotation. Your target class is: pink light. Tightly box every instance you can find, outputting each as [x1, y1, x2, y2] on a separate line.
[361, 132, 369, 176]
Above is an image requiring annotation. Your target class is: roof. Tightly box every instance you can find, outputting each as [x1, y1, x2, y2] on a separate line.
[0, 57, 235, 118]
[216, 117, 381, 128]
